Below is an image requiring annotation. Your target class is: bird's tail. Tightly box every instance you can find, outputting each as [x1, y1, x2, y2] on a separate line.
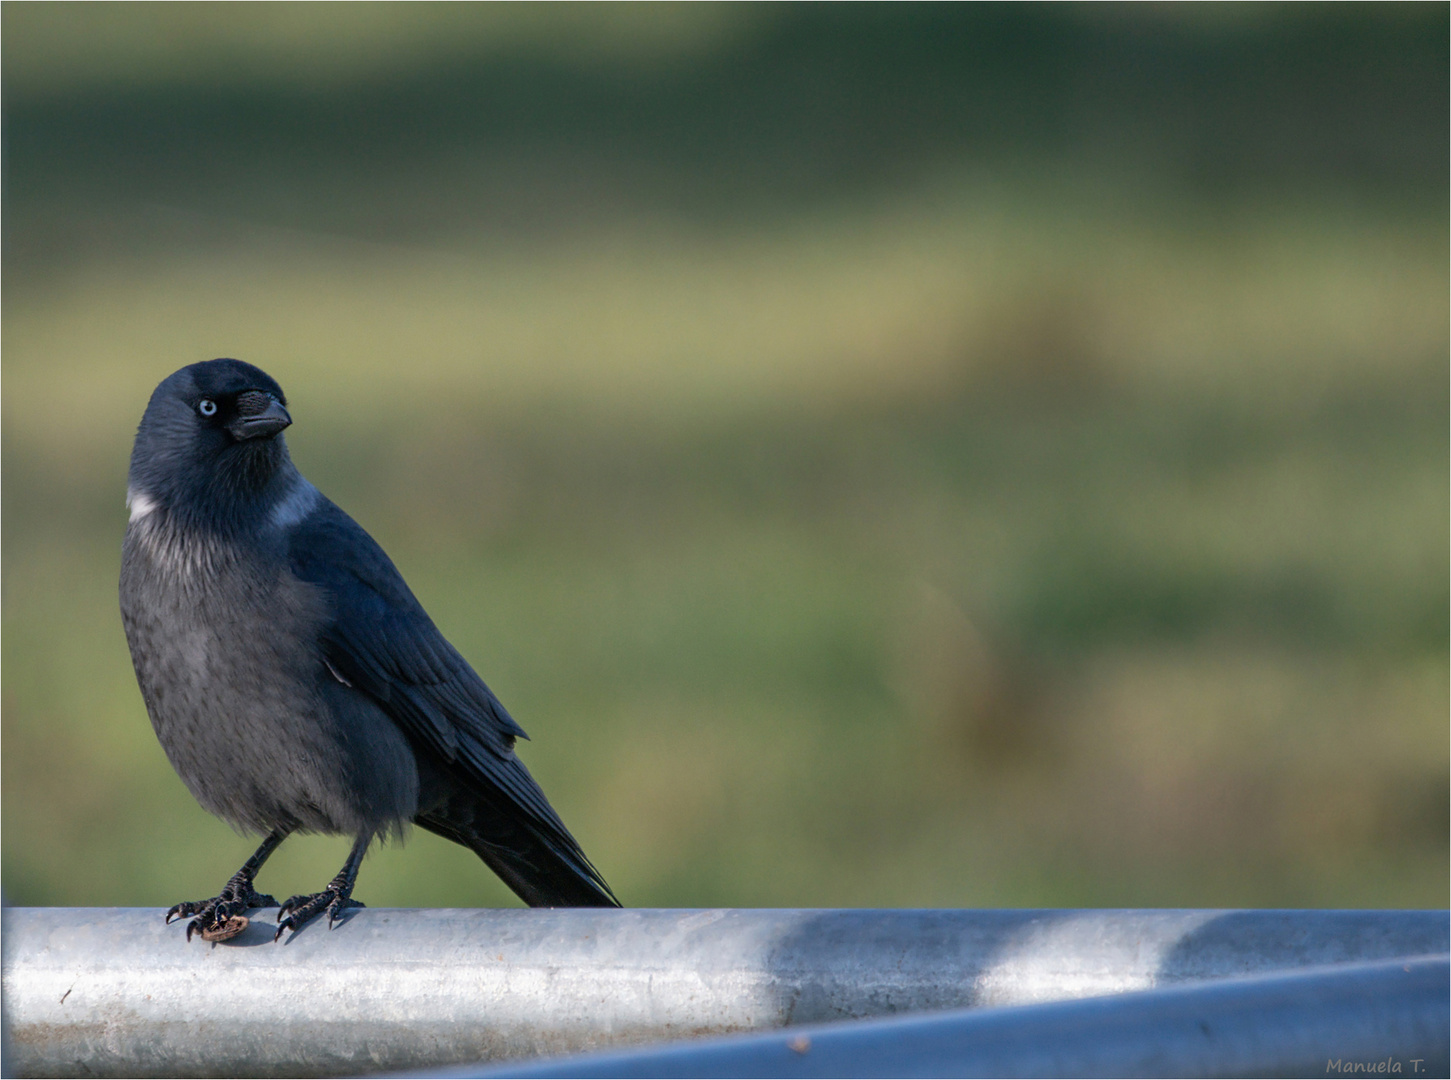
[416, 773, 620, 908]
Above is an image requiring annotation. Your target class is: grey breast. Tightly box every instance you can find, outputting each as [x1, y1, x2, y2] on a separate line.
[120, 512, 419, 837]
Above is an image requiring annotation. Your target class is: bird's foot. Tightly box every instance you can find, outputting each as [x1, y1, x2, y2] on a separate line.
[274, 887, 365, 939]
[166, 874, 279, 943]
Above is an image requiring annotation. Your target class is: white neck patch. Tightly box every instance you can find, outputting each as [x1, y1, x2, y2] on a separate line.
[126, 487, 159, 522]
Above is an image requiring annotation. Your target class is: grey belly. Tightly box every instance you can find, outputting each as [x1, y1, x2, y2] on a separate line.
[120, 544, 419, 837]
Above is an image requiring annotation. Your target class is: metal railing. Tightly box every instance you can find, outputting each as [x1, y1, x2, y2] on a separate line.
[462, 956, 1450, 1079]
[3, 907, 1446, 1078]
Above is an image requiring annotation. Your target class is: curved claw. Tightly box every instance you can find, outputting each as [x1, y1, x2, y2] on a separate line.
[273, 908, 311, 941]
[273, 891, 364, 940]
[328, 898, 365, 930]
[165, 900, 202, 925]
[165, 883, 277, 941]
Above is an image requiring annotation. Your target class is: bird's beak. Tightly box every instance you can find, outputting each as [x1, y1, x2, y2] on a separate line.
[229, 399, 292, 440]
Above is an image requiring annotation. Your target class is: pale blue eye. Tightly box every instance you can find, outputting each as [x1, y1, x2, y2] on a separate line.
[198, 399, 218, 417]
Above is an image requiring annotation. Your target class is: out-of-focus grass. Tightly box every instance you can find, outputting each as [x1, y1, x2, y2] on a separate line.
[2, 5, 1446, 911]
[1, 2, 764, 94]
[6, 195, 1443, 451]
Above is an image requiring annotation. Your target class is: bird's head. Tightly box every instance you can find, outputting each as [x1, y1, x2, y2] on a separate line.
[128, 358, 298, 529]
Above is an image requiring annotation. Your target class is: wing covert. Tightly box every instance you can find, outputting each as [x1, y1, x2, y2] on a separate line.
[286, 496, 618, 907]
[285, 499, 529, 766]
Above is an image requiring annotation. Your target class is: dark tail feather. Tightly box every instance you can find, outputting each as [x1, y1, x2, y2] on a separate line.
[417, 787, 620, 908]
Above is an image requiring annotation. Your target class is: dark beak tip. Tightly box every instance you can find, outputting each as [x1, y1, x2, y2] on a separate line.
[231, 402, 293, 440]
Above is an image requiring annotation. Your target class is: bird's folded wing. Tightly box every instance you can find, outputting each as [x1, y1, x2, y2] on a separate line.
[285, 499, 575, 831]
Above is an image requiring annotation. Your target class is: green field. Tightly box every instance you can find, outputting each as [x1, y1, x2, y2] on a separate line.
[3, 5, 1446, 911]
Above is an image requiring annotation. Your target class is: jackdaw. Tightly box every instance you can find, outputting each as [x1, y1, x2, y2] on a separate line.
[120, 358, 619, 942]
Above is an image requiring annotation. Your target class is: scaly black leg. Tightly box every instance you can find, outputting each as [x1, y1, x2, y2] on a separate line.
[166, 829, 288, 942]
[275, 834, 369, 940]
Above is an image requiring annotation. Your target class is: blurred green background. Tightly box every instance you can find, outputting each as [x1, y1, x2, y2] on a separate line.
[3, 3, 1446, 911]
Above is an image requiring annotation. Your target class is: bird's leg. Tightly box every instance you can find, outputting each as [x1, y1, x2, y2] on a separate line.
[166, 829, 288, 942]
[275, 834, 369, 940]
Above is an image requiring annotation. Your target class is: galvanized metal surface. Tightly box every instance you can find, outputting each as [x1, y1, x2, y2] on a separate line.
[3, 907, 1446, 1078]
[462, 955, 1451, 1079]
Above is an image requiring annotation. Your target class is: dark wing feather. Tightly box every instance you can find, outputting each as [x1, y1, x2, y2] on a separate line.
[287, 497, 617, 906]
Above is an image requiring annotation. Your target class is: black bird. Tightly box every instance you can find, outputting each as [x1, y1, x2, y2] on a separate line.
[120, 359, 619, 942]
